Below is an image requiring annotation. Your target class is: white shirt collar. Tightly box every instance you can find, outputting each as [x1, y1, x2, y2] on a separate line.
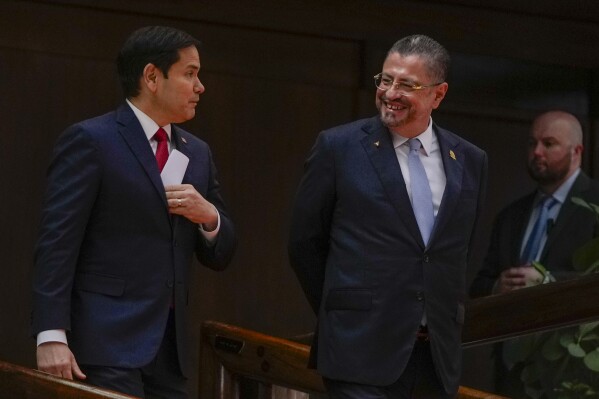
[541, 168, 581, 205]
[126, 99, 172, 141]
[391, 118, 434, 156]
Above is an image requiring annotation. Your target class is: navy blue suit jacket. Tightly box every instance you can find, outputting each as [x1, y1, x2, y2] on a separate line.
[32, 103, 236, 376]
[289, 116, 487, 394]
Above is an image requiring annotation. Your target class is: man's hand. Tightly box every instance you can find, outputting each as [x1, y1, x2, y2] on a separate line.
[165, 184, 218, 230]
[37, 342, 86, 380]
[495, 265, 544, 294]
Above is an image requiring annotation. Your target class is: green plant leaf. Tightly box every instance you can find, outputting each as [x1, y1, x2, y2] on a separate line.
[572, 237, 599, 272]
[524, 385, 544, 399]
[560, 332, 575, 348]
[542, 332, 565, 361]
[583, 348, 599, 372]
[586, 262, 599, 275]
[580, 322, 599, 336]
[590, 203, 599, 215]
[572, 196, 594, 211]
[571, 197, 599, 217]
[581, 333, 599, 343]
[504, 335, 537, 366]
[531, 260, 547, 275]
[520, 363, 538, 384]
[567, 342, 586, 357]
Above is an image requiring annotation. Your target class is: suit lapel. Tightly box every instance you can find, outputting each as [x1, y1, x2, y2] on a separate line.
[360, 117, 424, 246]
[430, 126, 462, 246]
[511, 195, 534, 264]
[116, 104, 169, 210]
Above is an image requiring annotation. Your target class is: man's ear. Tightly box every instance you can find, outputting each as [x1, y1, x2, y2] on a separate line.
[431, 82, 448, 109]
[142, 63, 159, 93]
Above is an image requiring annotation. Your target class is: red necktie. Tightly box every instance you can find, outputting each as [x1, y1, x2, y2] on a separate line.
[153, 127, 169, 172]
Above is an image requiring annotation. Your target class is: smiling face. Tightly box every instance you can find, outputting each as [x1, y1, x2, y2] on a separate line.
[153, 45, 205, 125]
[375, 52, 448, 138]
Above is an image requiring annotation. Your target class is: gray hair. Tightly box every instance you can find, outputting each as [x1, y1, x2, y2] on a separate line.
[388, 34, 450, 82]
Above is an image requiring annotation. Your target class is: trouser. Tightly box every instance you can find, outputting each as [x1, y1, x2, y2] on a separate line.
[81, 311, 187, 399]
[324, 330, 454, 399]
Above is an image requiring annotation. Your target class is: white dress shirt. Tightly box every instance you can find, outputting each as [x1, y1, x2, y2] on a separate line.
[390, 119, 446, 326]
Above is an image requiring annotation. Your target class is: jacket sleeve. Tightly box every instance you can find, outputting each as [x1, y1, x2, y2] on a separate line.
[32, 125, 102, 336]
[288, 131, 336, 314]
[194, 148, 237, 270]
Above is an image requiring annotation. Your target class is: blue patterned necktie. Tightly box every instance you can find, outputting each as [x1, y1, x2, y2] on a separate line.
[520, 196, 558, 263]
[408, 139, 434, 245]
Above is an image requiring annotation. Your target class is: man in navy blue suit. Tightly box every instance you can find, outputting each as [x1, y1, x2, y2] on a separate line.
[32, 26, 236, 398]
[289, 35, 487, 398]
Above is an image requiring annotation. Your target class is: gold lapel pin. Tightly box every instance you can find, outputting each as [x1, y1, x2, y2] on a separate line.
[449, 150, 456, 160]
[181, 137, 187, 144]
[374, 141, 380, 148]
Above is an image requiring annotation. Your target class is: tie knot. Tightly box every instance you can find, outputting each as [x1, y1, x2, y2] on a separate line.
[408, 139, 422, 152]
[540, 195, 558, 210]
[154, 127, 168, 143]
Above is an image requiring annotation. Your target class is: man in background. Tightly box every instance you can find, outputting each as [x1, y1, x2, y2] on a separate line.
[289, 34, 487, 399]
[470, 110, 599, 397]
[32, 26, 236, 398]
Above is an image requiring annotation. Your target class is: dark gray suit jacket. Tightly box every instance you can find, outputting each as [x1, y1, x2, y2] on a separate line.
[289, 116, 487, 394]
[470, 171, 599, 298]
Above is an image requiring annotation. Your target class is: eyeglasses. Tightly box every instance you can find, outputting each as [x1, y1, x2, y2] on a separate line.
[373, 73, 443, 93]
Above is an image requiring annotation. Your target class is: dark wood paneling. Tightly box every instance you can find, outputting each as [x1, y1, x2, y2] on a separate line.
[32, 0, 599, 67]
[0, 3, 360, 398]
[0, 1, 360, 88]
[2, 0, 599, 397]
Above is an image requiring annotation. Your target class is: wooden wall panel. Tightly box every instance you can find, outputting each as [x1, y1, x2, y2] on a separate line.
[0, 2, 360, 398]
[2, 0, 599, 397]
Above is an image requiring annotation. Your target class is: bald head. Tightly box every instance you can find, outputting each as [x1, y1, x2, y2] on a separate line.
[532, 111, 583, 146]
[528, 111, 584, 193]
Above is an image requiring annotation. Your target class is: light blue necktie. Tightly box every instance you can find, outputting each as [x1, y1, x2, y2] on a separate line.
[520, 196, 558, 263]
[408, 139, 434, 245]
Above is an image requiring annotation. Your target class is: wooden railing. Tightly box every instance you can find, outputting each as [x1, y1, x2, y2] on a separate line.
[0, 360, 139, 399]
[463, 273, 599, 347]
[2, 275, 597, 398]
[199, 321, 509, 399]
[199, 273, 599, 399]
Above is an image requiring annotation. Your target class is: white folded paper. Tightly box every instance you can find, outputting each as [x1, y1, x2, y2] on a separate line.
[160, 149, 189, 186]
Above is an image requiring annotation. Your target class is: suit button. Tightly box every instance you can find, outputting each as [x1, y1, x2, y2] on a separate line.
[416, 291, 424, 301]
[166, 280, 174, 288]
[423, 255, 430, 263]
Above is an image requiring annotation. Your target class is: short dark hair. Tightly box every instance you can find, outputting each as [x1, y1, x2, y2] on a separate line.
[388, 34, 450, 82]
[117, 26, 202, 98]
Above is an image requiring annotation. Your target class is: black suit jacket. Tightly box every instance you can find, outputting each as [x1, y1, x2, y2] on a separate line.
[470, 171, 599, 298]
[289, 116, 487, 394]
[32, 103, 236, 377]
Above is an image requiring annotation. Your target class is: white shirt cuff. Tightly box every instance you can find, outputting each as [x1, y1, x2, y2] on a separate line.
[37, 329, 68, 346]
[199, 206, 220, 244]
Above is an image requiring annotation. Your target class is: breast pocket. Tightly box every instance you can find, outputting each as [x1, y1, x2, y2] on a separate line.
[74, 272, 125, 297]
